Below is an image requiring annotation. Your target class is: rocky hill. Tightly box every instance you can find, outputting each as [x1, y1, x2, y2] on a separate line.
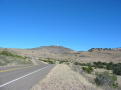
[88, 48, 121, 52]
[30, 46, 76, 54]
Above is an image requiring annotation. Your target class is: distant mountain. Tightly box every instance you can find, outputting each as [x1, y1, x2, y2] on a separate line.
[1, 46, 121, 65]
[30, 46, 76, 54]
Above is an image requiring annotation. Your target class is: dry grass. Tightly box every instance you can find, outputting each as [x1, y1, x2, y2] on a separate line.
[7, 47, 121, 63]
[31, 64, 101, 90]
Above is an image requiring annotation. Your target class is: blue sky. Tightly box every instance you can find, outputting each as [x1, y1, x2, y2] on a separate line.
[0, 0, 121, 51]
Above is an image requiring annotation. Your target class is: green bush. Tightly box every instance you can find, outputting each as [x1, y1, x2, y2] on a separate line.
[92, 62, 121, 76]
[0, 55, 32, 66]
[0, 50, 14, 56]
[106, 62, 114, 70]
[112, 63, 121, 75]
[59, 60, 68, 64]
[40, 58, 70, 64]
[95, 72, 118, 88]
[41, 59, 56, 64]
[0, 50, 26, 59]
[93, 62, 105, 68]
[82, 66, 93, 74]
[74, 62, 82, 65]
[74, 61, 121, 76]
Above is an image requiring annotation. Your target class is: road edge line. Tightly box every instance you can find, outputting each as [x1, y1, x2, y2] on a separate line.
[0, 65, 50, 88]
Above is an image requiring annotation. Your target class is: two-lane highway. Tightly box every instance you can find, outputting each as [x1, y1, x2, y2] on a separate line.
[0, 63, 54, 90]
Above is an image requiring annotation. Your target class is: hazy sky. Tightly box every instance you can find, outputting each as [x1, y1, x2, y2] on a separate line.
[0, 0, 121, 51]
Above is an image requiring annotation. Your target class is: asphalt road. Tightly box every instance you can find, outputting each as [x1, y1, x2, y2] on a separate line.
[0, 64, 54, 90]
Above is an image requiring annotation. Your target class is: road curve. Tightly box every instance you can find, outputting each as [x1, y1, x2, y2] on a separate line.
[0, 64, 55, 90]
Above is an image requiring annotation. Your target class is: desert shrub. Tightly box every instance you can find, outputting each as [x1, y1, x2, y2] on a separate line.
[47, 60, 55, 64]
[0, 50, 26, 59]
[112, 63, 121, 75]
[74, 61, 121, 76]
[0, 50, 14, 56]
[82, 66, 93, 74]
[74, 62, 93, 66]
[40, 58, 69, 64]
[93, 62, 105, 68]
[93, 62, 114, 69]
[85, 63, 92, 66]
[41, 59, 56, 64]
[101, 62, 108, 66]
[95, 72, 118, 88]
[59, 60, 69, 64]
[74, 62, 83, 65]
[106, 62, 114, 70]
[0, 55, 31, 66]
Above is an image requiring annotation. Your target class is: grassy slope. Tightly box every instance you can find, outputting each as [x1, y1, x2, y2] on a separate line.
[0, 50, 32, 66]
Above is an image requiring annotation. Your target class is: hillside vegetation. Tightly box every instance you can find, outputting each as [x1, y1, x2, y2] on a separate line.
[0, 50, 32, 66]
[9, 46, 121, 63]
[39, 58, 121, 90]
[1, 46, 121, 66]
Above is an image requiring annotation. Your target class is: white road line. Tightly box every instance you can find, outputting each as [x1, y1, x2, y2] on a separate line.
[0, 65, 49, 88]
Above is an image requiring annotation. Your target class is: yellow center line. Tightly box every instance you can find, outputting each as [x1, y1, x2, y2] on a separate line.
[0, 65, 35, 72]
